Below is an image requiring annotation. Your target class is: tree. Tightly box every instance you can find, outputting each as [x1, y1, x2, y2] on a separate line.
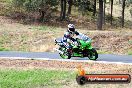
[60, 0, 63, 19]
[110, 0, 113, 25]
[60, 0, 67, 20]
[78, 0, 93, 15]
[103, 0, 106, 24]
[93, 0, 96, 16]
[97, 0, 103, 30]
[119, 0, 122, 4]
[63, 0, 67, 19]
[121, 0, 126, 27]
[67, 0, 73, 15]
[12, 0, 58, 22]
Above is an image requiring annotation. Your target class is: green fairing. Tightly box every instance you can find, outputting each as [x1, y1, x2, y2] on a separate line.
[57, 37, 98, 60]
[71, 39, 95, 58]
[78, 39, 93, 50]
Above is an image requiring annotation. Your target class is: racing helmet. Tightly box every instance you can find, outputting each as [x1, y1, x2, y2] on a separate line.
[67, 24, 75, 33]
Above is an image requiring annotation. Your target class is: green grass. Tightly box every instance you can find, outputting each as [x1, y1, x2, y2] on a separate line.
[0, 47, 9, 51]
[128, 50, 132, 55]
[128, 40, 132, 44]
[0, 69, 75, 88]
[127, 46, 132, 55]
[0, 36, 10, 51]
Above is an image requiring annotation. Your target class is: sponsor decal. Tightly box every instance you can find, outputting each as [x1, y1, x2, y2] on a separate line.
[76, 65, 131, 85]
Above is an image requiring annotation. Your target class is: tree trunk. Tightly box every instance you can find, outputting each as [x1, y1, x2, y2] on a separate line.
[110, 0, 113, 25]
[39, 0, 45, 22]
[60, 0, 67, 20]
[93, 0, 96, 16]
[103, 0, 106, 25]
[119, 0, 121, 4]
[121, 0, 126, 28]
[78, 0, 81, 3]
[67, 0, 73, 15]
[97, 0, 103, 30]
[60, 0, 63, 19]
[62, 0, 67, 19]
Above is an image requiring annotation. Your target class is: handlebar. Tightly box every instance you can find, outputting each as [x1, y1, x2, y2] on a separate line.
[54, 39, 62, 45]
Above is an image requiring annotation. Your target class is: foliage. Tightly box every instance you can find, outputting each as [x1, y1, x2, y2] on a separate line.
[127, 0, 132, 3]
[74, 0, 94, 15]
[12, 0, 59, 12]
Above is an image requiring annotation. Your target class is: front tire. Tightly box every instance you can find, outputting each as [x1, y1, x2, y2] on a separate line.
[59, 53, 71, 59]
[59, 47, 71, 59]
[88, 48, 98, 60]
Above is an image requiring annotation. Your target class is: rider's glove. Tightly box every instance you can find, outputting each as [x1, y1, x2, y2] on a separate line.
[74, 41, 79, 46]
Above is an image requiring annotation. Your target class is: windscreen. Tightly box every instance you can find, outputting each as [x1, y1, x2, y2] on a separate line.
[77, 33, 89, 41]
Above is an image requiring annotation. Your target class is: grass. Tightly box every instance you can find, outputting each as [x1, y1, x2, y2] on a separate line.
[128, 50, 132, 55]
[0, 69, 75, 88]
[0, 62, 132, 88]
[128, 40, 132, 44]
[127, 40, 132, 55]
[0, 46, 9, 51]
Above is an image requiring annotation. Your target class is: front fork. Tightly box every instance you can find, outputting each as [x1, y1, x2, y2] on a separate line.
[54, 48, 64, 54]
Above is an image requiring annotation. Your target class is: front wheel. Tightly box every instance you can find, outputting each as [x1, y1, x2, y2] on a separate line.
[88, 48, 98, 60]
[59, 53, 71, 59]
[59, 47, 71, 59]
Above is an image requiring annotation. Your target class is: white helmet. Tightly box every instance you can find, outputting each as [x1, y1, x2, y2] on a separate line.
[67, 24, 75, 32]
[68, 24, 75, 28]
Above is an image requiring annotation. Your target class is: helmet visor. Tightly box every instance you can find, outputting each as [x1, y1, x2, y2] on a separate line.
[69, 28, 75, 32]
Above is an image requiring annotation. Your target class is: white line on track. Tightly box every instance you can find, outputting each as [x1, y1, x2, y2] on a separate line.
[0, 57, 132, 65]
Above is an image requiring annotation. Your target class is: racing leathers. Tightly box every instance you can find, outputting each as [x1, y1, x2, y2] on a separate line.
[62, 30, 79, 50]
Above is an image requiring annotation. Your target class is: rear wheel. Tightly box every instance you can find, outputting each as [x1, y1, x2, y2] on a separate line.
[88, 48, 98, 60]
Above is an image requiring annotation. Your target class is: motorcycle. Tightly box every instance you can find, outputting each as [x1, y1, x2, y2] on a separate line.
[54, 34, 98, 60]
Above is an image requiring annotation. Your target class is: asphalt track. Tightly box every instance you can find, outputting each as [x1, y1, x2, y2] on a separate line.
[0, 51, 132, 64]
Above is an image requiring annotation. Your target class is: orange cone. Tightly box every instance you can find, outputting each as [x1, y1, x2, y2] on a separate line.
[77, 65, 85, 76]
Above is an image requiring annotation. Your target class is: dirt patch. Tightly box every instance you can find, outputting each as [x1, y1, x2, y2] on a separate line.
[0, 58, 132, 73]
[89, 31, 132, 54]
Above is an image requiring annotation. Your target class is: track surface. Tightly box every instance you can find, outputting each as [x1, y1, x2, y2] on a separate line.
[0, 51, 132, 64]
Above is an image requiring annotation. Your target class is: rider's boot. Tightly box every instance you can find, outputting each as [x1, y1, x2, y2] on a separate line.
[67, 46, 73, 55]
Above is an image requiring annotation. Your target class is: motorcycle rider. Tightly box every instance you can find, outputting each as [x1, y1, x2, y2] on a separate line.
[62, 24, 80, 52]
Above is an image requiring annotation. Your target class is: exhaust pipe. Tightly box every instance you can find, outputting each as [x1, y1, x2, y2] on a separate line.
[53, 48, 64, 54]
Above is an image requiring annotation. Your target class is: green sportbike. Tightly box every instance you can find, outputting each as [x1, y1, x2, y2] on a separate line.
[54, 34, 98, 60]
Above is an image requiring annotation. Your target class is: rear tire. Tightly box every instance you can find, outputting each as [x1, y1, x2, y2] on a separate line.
[88, 48, 98, 60]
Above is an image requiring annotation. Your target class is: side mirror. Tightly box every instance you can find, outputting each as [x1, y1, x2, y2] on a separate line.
[54, 39, 57, 45]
